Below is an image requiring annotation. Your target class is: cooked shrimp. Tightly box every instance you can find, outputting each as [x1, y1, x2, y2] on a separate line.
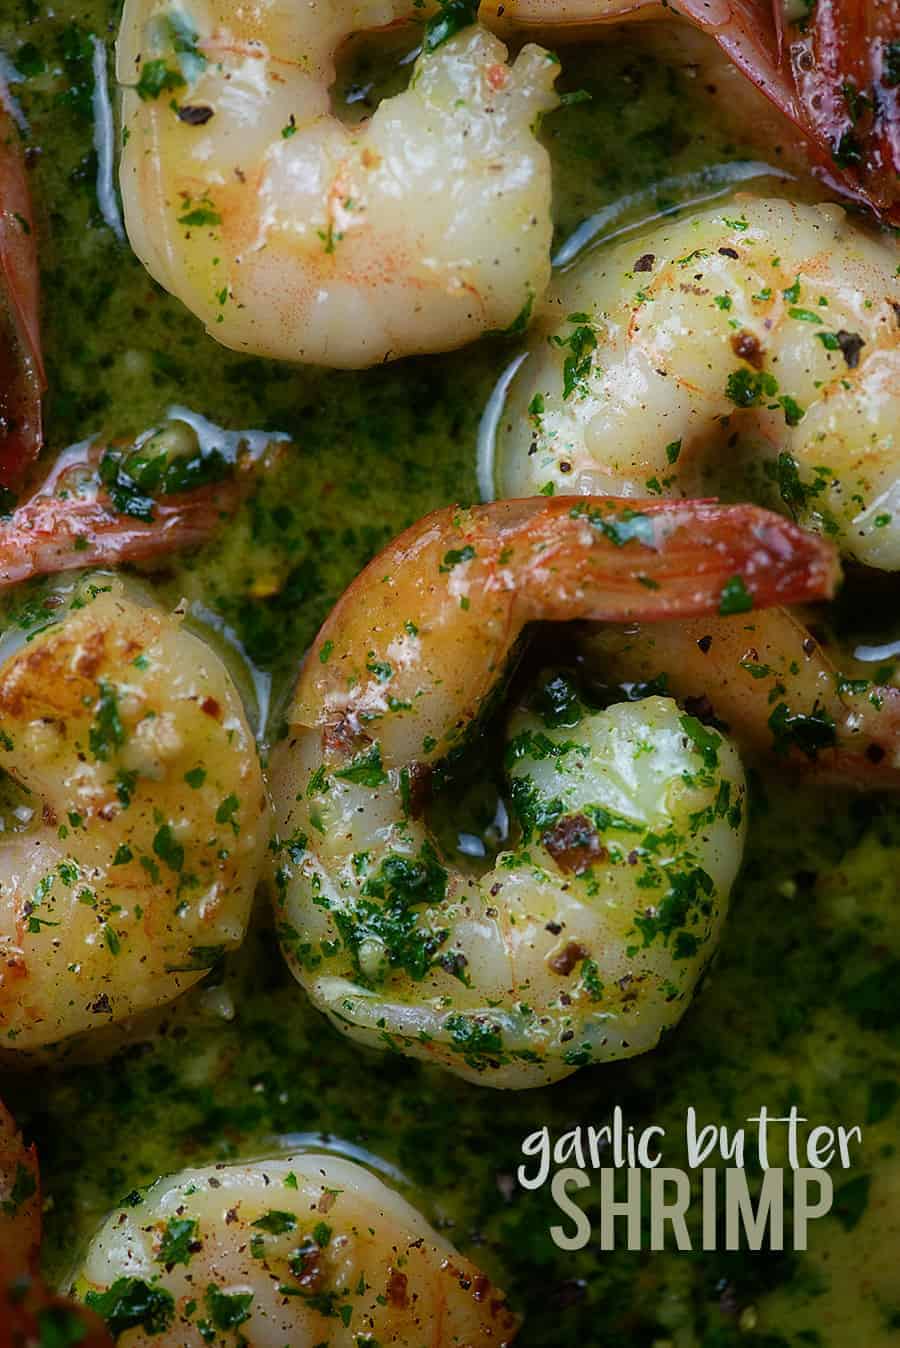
[0, 94, 44, 490]
[115, 1, 559, 367]
[0, 575, 267, 1050]
[0, 413, 270, 589]
[72, 1152, 519, 1346]
[582, 607, 900, 788]
[489, 0, 900, 221]
[269, 496, 837, 1087]
[495, 195, 900, 569]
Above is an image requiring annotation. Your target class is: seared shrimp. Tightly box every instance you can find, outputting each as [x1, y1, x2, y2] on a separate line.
[116, 0, 559, 367]
[583, 608, 900, 788]
[73, 1152, 519, 1346]
[0, 575, 267, 1050]
[0, 94, 44, 489]
[496, 196, 900, 569]
[270, 496, 837, 1087]
[491, 0, 900, 222]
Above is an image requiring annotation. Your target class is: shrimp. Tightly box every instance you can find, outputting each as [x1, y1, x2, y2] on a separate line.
[581, 607, 900, 788]
[71, 1152, 519, 1346]
[0, 413, 268, 589]
[115, 1, 559, 367]
[0, 574, 267, 1050]
[0, 95, 44, 490]
[489, 0, 900, 222]
[495, 195, 900, 570]
[269, 496, 837, 1087]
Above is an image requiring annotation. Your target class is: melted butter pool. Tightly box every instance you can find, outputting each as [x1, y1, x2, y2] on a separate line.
[0, 3, 898, 1343]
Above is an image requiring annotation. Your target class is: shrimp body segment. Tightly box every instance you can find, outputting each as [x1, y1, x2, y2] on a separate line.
[0, 578, 267, 1049]
[270, 497, 838, 1087]
[497, 197, 900, 569]
[73, 1152, 519, 1345]
[116, 0, 559, 367]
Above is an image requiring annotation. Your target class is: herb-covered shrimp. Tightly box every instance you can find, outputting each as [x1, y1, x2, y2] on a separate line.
[72, 1152, 519, 1346]
[0, 414, 268, 589]
[116, 0, 559, 367]
[270, 496, 837, 1087]
[0, 576, 267, 1050]
[496, 196, 900, 569]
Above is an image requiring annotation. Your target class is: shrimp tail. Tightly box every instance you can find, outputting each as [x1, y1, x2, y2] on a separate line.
[494, 495, 841, 622]
[776, 0, 900, 223]
[0, 437, 252, 588]
[0, 94, 44, 491]
[671, 0, 899, 221]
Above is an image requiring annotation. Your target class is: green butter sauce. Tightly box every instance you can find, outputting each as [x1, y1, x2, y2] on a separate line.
[0, 4, 898, 1343]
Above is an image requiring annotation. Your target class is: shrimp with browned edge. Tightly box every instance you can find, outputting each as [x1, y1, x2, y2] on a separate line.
[0, 574, 267, 1050]
[269, 496, 837, 1086]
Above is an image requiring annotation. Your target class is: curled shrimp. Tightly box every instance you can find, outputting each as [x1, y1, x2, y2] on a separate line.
[495, 195, 900, 570]
[270, 496, 837, 1087]
[582, 606, 900, 788]
[0, 94, 44, 490]
[489, 0, 900, 222]
[116, 2, 559, 367]
[0, 414, 266, 589]
[72, 1152, 519, 1346]
[0, 574, 267, 1050]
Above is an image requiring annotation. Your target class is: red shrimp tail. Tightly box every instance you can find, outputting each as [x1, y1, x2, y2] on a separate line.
[678, 0, 899, 221]
[0, 480, 244, 589]
[0, 436, 259, 588]
[510, 496, 841, 624]
[776, 0, 900, 222]
[0, 98, 45, 492]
